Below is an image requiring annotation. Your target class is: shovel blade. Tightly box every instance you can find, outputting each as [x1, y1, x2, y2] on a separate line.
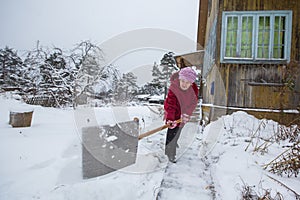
[82, 120, 139, 179]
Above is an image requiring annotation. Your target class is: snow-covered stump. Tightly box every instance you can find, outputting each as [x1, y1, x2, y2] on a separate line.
[82, 120, 139, 179]
[9, 108, 34, 128]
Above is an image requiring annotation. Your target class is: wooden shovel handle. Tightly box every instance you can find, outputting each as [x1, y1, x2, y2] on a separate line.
[138, 118, 182, 140]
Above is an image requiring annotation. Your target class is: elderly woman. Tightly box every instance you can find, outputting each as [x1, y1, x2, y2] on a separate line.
[164, 67, 198, 163]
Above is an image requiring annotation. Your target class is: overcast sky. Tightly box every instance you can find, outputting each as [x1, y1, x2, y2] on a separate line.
[0, 0, 199, 83]
[0, 0, 199, 51]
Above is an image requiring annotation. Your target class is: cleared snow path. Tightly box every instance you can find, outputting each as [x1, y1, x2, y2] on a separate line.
[154, 122, 214, 200]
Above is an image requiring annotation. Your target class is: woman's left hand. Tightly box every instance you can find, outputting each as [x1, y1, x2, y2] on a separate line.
[181, 114, 190, 123]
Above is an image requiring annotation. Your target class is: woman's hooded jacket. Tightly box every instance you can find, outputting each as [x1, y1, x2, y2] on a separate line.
[164, 72, 198, 127]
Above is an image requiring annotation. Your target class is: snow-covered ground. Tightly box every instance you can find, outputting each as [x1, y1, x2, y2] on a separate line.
[0, 93, 299, 200]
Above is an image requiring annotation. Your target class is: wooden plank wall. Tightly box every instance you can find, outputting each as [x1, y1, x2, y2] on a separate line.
[214, 0, 300, 110]
[222, 0, 299, 11]
[200, 0, 299, 124]
[219, 64, 295, 109]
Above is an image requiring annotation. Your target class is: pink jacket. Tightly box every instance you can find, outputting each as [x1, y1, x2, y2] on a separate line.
[164, 72, 198, 127]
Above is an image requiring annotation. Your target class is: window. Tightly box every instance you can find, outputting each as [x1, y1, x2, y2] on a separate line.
[220, 11, 292, 63]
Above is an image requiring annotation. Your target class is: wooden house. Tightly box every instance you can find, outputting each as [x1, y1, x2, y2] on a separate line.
[179, 0, 300, 125]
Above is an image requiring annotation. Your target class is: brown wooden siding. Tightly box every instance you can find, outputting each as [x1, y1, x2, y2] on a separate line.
[217, 0, 300, 110]
[218, 63, 299, 109]
[197, 0, 209, 49]
[200, 0, 300, 124]
[222, 0, 299, 11]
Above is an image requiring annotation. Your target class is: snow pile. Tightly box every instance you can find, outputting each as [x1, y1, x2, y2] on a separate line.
[0, 95, 299, 200]
[205, 112, 300, 199]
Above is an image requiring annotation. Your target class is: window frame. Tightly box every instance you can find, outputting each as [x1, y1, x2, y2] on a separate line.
[220, 10, 292, 64]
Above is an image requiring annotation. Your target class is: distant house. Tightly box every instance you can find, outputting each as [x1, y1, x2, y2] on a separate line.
[177, 0, 300, 125]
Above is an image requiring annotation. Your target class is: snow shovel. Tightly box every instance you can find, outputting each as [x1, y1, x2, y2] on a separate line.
[82, 118, 181, 179]
[82, 120, 139, 179]
[138, 118, 182, 140]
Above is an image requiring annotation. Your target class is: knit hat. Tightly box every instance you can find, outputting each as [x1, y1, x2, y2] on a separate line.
[179, 67, 197, 83]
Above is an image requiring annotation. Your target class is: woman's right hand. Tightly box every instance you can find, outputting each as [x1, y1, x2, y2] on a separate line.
[166, 120, 177, 129]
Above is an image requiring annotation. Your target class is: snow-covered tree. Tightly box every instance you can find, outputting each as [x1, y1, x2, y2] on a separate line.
[43, 48, 75, 105]
[152, 52, 178, 98]
[71, 41, 105, 106]
[22, 42, 75, 107]
[113, 72, 138, 104]
[138, 81, 164, 95]
[22, 42, 47, 91]
[0, 41, 138, 108]
[151, 62, 161, 85]
[69, 40, 104, 70]
[92, 64, 120, 97]
[0, 47, 23, 89]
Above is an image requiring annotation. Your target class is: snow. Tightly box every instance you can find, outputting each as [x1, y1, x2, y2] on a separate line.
[0, 94, 299, 200]
[105, 135, 118, 142]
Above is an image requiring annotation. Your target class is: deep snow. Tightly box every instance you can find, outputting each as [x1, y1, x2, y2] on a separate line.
[0, 93, 299, 200]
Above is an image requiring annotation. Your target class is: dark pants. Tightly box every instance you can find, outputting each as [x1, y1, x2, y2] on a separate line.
[165, 127, 183, 159]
